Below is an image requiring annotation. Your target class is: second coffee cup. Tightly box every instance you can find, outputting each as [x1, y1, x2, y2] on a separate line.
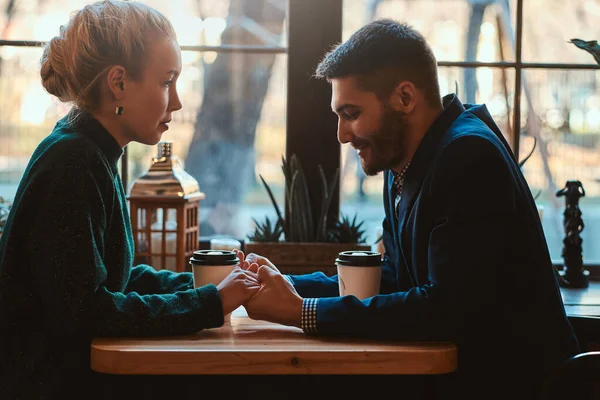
[335, 250, 382, 300]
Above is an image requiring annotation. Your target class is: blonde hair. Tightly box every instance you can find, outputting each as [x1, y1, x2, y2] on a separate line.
[40, 0, 176, 114]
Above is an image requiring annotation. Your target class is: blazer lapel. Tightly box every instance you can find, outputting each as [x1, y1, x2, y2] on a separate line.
[396, 94, 466, 279]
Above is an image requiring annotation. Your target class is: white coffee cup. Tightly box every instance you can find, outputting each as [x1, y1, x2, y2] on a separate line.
[335, 250, 382, 300]
[190, 249, 239, 323]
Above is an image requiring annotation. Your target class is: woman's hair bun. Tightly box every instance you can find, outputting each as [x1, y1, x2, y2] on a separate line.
[40, 35, 76, 103]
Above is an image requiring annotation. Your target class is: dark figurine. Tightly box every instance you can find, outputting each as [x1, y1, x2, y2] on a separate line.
[556, 180, 588, 288]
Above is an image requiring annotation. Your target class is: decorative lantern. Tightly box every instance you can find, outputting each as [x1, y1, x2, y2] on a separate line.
[128, 141, 205, 272]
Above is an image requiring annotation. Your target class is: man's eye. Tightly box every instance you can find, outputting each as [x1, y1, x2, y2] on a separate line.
[344, 111, 359, 120]
[164, 80, 173, 87]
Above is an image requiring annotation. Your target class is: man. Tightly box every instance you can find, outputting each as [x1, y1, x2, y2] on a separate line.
[240, 19, 579, 399]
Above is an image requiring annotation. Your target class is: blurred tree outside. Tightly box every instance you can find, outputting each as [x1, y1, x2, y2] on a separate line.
[185, 0, 286, 236]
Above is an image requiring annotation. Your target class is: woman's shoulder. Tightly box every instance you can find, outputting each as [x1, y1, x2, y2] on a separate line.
[26, 118, 111, 181]
[44, 116, 105, 157]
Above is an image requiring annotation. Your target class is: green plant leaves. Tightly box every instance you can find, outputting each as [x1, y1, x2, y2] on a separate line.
[247, 216, 283, 242]
[329, 212, 367, 243]
[569, 39, 600, 65]
[249, 154, 353, 243]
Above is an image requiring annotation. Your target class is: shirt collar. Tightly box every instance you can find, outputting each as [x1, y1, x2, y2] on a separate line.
[391, 161, 411, 189]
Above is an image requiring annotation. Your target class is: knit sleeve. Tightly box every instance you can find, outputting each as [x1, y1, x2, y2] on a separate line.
[25, 144, 223, 337]
[126, 265, 194, 295]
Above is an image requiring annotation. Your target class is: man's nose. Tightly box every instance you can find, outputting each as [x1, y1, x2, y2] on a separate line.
[337, 120, 353, 144]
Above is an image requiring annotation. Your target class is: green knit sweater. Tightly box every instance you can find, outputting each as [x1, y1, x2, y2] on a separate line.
[0, 113, 223, 398]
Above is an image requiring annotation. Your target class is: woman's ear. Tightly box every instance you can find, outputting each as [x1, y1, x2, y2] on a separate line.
[106, 65, 126, 101]
[388, 81, 416, 114]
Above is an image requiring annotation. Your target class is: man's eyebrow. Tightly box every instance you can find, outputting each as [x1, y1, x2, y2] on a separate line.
[334, 103, 358, 114]
[166, 69, 180, 77]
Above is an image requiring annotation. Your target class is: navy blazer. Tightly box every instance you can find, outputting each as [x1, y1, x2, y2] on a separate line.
[290, 94, 579, 396]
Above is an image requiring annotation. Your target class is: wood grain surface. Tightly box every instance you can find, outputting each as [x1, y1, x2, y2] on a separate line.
[91, 308, 457, 376]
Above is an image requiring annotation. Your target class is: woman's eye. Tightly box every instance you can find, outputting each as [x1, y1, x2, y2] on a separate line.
[164, 80, 173, 87]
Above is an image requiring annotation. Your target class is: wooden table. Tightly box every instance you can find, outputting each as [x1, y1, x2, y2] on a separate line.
[91, 307, 457, 376]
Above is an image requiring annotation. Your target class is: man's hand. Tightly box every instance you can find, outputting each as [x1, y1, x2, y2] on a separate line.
[234, 249, 280, 274]
[245, 265, 303, 327]
[216, 267, 261, 316]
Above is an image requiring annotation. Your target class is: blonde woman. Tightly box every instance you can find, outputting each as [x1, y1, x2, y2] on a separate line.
[0, 1, 260, 398]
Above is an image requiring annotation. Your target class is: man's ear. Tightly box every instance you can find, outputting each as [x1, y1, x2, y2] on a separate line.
[388, 81, 416, 114]
[106, 65, 127, 101]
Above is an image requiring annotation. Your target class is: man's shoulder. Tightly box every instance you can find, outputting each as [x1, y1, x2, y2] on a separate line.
[439, 113, 511, 162]
[445, 115, 497, 143]
[428, 116, 516, 184]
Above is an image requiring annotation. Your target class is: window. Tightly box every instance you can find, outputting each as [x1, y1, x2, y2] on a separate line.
[0, 0, 288, 242]
[337, 0, 600, 265]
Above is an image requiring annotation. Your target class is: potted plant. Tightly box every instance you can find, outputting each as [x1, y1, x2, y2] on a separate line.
[246, 154, 371, 276]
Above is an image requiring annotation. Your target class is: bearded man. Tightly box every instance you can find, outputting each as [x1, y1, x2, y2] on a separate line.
[239, 19, 579, 400]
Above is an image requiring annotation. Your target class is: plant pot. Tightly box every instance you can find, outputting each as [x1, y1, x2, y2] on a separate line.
[244, 241, 372, 276]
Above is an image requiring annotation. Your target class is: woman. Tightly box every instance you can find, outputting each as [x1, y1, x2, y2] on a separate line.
[0, 1, 259, 398]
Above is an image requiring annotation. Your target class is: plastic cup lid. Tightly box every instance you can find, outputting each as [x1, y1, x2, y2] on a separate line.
[335, 250, 382, 266]
[189, 249, 239, 266]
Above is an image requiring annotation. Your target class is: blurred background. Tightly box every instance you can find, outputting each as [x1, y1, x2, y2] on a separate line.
[0, 0, 599, 264]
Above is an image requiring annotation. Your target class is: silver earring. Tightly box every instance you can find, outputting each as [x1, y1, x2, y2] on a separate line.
[115, 106, 123, 116]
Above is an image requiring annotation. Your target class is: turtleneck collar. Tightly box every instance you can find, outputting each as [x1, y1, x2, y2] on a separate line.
[67, 111, 124, 172]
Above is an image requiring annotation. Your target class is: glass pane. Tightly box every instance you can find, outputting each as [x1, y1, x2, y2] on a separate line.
[137, 232, 148, 253]
[521, 69, 600, 263]
[128, 52, 287, 241]
[340, 66, 515, 246]
[137, 208, 147, 229]
[0, 0, 288, 48]
[0, 46, 65, 200]
[523, 0, 600, 64]
[439, 66, 515, 140]
[343, 0, 517, 62]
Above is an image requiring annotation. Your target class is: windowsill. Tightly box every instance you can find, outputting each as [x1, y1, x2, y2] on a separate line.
[561, 280, 600, 317]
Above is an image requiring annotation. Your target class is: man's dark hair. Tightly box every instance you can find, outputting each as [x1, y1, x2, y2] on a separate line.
[315, 19, 441, 107]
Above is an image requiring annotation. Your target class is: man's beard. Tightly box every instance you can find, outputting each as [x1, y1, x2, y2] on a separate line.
[355, 108, 409, 176]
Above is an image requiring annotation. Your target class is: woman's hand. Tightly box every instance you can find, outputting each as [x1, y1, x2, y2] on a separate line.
[216, 267, 260, 316]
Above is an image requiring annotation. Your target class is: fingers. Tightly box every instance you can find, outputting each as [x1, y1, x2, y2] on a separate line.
[245, 270, 260, 285]
[235, 266, 260, 284]
[234, 249, 245, 263]
[257, 264, 277, 280]
[235, 249, 252, 270]
[247, 262, 260, 274]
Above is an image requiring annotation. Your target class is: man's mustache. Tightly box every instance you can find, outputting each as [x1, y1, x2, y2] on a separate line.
[351, 137, 372, 149]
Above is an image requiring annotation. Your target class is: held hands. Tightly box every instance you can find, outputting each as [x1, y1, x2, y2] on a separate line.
[216, 267, 260, 316]
[235, 250, 280, 274]
[234, 250, 303, 327]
